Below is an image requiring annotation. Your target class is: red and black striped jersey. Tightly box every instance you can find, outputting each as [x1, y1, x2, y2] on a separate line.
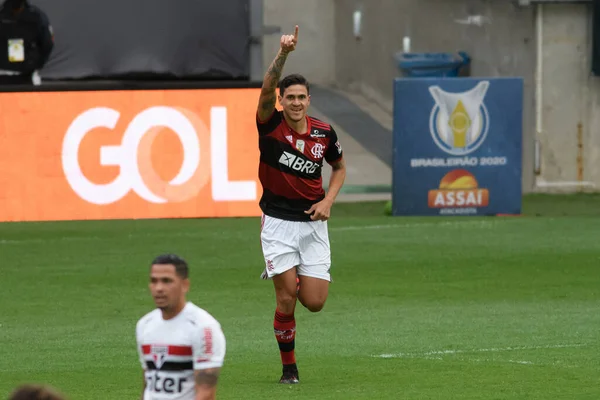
[256, 110, 343, 221]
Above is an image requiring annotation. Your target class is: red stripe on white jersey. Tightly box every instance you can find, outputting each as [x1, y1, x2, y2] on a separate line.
[170, 345, 193, 356]
[141, 345, 193, 356]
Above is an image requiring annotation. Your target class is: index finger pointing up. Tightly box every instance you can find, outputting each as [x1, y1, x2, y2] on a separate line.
[294, 25, 299, 41]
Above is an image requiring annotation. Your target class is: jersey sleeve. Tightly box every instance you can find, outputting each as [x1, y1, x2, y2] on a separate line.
[192, 321, 226, 370]
[135, 320, 147, 370]
[325, 126, 344, 164]
[256, 110, 282, 136]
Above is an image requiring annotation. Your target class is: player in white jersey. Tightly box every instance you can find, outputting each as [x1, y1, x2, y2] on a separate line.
[136, 254, 226, 400]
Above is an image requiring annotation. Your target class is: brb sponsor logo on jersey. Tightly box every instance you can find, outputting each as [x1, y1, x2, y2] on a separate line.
[62, 106, 257, 205]
[279, 151, 320, 174]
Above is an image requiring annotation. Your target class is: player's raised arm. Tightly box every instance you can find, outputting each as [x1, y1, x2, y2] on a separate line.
[257, 25, 299, 122]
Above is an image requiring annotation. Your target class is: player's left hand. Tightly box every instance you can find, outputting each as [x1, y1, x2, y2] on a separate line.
[305, 198, 333, 221]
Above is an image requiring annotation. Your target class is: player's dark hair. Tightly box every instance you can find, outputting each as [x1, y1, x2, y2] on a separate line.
[151, 253, 189, 279]
[9, 384, 66, 400]
[279, 73, 309, 97]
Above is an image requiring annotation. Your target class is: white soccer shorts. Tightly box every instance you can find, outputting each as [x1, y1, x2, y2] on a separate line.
[260, 214, 332, 282]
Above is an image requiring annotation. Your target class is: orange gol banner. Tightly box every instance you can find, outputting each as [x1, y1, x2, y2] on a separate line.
[0, 88, 263, 222]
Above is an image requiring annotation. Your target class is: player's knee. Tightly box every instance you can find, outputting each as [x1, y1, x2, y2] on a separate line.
[276, 292, 297, 313]
[304, 299, 326, 313]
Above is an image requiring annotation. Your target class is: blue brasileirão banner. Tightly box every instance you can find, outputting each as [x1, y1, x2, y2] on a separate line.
[392, 77, 523, 216]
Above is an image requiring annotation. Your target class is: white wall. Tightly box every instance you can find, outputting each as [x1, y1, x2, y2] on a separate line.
[537, 3, 600, 192]
[262, 1, 600, 193]
[333, 0, 536, 193]
[262, 0, 335, 86]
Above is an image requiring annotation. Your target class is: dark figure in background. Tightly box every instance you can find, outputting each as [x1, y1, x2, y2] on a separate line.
[0, 0, 53, 85]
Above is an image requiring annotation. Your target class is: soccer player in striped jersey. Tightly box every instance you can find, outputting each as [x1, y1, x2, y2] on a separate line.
[136, 254, 226, 400]
[256, 25, 347, 384]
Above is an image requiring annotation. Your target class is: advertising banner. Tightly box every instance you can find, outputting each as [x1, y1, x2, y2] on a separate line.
[392, 77, 523, 216]
[0, 88, 262, 222]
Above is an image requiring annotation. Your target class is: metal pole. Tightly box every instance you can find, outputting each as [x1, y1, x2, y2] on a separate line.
[248, 0, 264, 83]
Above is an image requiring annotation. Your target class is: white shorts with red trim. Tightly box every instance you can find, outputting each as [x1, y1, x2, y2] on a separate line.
[260, 214, 331, 282]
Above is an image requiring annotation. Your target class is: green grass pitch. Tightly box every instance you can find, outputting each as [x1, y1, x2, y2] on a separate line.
[1, 194, 599, 399]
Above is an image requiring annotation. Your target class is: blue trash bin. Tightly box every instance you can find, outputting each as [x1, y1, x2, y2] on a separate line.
[395, 51, 471, 78]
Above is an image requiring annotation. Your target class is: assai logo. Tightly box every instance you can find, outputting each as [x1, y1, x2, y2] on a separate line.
[428, 169, 489, 209]
[429, 81, 490, 156]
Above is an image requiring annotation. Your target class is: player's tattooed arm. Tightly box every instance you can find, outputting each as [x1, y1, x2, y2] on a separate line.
[257, 25, 299, 122]
[330, 158, 346, 171]
[194, 367, 221, 400]
[195, 368, 220, 386]
[259, 52, 288, 112]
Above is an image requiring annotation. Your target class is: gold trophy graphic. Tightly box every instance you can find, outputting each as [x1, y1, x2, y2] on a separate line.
[429, 81, 489, 151]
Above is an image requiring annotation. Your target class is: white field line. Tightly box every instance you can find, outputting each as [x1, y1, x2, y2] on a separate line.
[507, 359, 535, 365]
[331, 220, 500, 232]
[0, 230, 248, 245]
[374, 343, 587, 359]
[0, 236, 103, 245]
[469, 358, 540, 366]
[466, 358, 583, 368]
[0, 219, 510, 244]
